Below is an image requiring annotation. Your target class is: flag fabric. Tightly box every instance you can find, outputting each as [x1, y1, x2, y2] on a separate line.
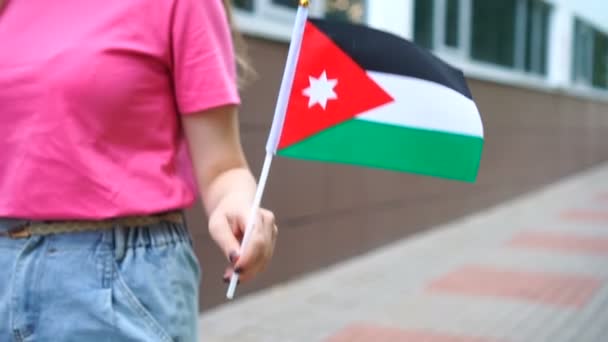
[272, 18, 484, 182]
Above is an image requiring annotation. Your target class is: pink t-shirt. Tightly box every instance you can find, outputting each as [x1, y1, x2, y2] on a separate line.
[0, 0, 240, 219]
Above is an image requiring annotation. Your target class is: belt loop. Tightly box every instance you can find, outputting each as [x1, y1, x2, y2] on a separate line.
[113, 225, 127, 262]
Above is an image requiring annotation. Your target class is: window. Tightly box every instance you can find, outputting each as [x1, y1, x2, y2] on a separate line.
[471, 0, 550, 74]
[471, 0, 517, 67]
[232, 0, 366, 23]
[414, 0, 464, 50]
[233, 0, 254, 11]
[413, 0, 552, 76]
[414, 0, 434, 49]
[524, 0, 550, 75]
[232, 0, 301, 18]
[592, 30, 608, 89]
[573, 20, 594, 85]
[573, 18, 608, 90]
[272, 0, 298, 9]
[325, 0, 366, 23]
[444, 0, 460, 48]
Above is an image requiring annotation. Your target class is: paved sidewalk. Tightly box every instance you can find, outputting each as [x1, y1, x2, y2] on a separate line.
[199, 162, 608, 342]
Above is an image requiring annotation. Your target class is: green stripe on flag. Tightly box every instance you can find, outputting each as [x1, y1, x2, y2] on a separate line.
[277, 119, 483, 182]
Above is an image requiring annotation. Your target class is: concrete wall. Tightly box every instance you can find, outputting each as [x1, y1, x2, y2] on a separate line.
[188, 36, 608, 311]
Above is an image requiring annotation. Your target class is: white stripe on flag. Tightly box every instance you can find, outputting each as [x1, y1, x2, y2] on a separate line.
[357, 71, 484, 138]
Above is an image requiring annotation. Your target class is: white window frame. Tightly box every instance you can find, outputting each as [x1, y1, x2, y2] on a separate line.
[432, 0, 470, 59]
[418, 0, 582, 96]
[569, 17, 608, 99]
[367, 0, 413, 39]
[431, 0, 549, 74]
[414, 0, 608, 101]
[231, 0, 608, 101]
[419, 0, 608, 101]
[232, 0, 355, 42]
[259, 0, 325, 22]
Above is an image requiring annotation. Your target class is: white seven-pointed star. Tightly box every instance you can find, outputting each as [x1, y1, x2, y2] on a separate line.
[302, 70, 338, 110]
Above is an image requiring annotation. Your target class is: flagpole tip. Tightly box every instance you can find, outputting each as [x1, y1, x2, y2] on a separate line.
[299, 0, 309, 7]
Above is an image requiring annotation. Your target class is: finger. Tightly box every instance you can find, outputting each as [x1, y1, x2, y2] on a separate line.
[251, 209, 276, 247]
[260, 209, 277, 237]
[271, 223, 278, 241]
[233, 212, 264, 271]
[235, 238, 269, 282]
[259, 209, 278, 256]
[222, 250, 259, 283]
[235, 216, 277, 282]
[249, 210, 277, 262]
[260, 208, 275, 226]
[223, 266, 242, 283]
[227, 215, 244, 242]
[207, 214, 241, 265]
[223, 267, 232, 282]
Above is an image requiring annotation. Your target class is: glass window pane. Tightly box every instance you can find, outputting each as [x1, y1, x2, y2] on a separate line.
[414, 0, 435, 49]
[537, 2, 550, 75]
[525, 0, 551, 75]
[445, 0, 460, 47]
[571, 20, 583, 82]
[325, 0, 367, 23]
[471, 0, 517, 68]
[272, 0, 298, 9]
[592, 31, 608, 89]
[233, 0, 254, 11]
[573, 19, 594, 84]
[524, 0, 534, 72]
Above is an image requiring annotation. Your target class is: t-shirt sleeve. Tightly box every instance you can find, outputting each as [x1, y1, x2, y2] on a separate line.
[170, 0, 241, 115]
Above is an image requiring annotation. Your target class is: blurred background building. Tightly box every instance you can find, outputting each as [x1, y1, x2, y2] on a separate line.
[189, 0, 608, 311]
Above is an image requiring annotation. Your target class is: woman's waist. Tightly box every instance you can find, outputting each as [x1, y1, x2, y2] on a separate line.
[0, 218, 27, 233]
[0, 210, 185, 239]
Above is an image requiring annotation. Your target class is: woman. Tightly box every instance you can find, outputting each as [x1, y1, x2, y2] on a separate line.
[0, 0, 277, 341]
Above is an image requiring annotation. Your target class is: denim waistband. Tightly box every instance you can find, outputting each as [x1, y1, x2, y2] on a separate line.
[0, 219, 27, 233]
[0, 214, 191, 255]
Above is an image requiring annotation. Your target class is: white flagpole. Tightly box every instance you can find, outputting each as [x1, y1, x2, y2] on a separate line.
[226, 0, 310, 300]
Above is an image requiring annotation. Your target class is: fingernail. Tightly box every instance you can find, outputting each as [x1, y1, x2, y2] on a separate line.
[229, 251, 239, 264]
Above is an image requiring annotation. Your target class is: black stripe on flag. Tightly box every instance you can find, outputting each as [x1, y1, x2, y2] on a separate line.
[309, 18, 473, 100]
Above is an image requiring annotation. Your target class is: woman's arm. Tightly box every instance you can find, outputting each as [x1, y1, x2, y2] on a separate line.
[181, 104, 278, 283]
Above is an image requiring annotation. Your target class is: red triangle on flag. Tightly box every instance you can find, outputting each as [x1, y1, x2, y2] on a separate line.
[277, 21, 395, 150]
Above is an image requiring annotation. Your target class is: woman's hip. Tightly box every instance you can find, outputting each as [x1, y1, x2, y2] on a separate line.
[0, 212, 201, 342]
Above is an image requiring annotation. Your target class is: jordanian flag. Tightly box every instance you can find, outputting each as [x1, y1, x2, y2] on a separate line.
[269, 18, 484, 182]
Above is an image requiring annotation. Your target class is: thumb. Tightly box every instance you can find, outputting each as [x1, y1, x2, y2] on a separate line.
[208, 214, 241, 264]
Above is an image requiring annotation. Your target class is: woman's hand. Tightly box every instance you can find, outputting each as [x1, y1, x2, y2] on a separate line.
[182, 104, 278, 284]
[208, 199, 278, 283]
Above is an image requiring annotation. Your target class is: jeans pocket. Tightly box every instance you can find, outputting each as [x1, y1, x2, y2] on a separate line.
[111, 258, 174, 342]
[110, 227, 201, 342]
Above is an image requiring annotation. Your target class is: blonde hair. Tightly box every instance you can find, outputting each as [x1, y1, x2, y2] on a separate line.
[222, 0, 257, 88]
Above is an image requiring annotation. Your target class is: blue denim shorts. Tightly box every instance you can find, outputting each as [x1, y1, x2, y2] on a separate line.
[0, 217, 201, 342]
